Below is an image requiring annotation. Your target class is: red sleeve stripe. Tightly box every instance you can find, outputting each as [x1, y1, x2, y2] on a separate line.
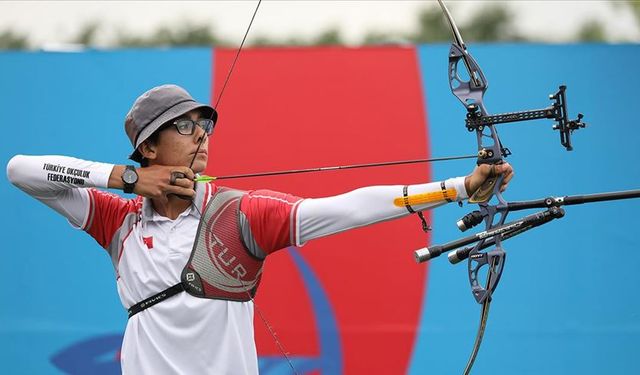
[117, 226, 134, 264]
[201, 182, 212, 212]
[289, 199, 303, 246]
[249, 194, 299, 206]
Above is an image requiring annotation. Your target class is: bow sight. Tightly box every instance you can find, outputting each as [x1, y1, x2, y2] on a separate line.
[465, 85, 586, 153]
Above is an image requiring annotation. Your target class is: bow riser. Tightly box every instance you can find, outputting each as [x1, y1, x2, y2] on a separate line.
[440, 0, 508, 305]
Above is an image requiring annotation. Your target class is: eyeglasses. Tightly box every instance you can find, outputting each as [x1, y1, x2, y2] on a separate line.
[170, 118, 215, 136]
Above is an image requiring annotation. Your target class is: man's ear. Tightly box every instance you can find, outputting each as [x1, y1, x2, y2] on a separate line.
[139, 141, 157, 161]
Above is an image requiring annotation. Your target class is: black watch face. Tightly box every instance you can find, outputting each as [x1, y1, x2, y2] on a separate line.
[123, 169, 137, 184]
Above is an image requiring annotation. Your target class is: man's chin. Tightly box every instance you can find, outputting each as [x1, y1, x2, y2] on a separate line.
[191, 160, 207, 174]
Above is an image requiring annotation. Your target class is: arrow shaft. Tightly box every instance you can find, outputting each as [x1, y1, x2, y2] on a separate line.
[206, 154, 477, 180]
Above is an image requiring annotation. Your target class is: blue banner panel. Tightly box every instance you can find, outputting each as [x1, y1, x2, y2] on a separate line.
[1, 44, 639, 375]
[411, 44, 640, 375]
[0, 48, 212, 374]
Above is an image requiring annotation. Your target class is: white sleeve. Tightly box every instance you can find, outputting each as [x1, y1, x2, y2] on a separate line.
[296, 177, 468, 245]
[6, 155, 115, 228]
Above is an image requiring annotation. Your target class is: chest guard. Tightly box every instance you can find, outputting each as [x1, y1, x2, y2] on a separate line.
[181, 187, 264, 302]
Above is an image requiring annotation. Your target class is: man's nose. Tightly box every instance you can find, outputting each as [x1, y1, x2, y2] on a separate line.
[194, 126, 207, 143]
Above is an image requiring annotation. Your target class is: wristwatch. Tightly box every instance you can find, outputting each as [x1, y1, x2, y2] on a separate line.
[121, 165, 138, 194]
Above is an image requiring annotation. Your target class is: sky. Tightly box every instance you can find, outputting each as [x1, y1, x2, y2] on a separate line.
[1, 1, 639, 49]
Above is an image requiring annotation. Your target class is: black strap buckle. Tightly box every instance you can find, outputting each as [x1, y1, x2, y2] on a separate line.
[128, 282, 186, 318]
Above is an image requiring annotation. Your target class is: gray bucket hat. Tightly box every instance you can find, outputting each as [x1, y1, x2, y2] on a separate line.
[125, 84, 217, 162]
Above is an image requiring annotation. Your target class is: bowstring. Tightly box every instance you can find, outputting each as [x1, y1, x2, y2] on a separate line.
[188, 0, 262, 172]
[239, 278, 299, 375]
[187, 0, 262, 219]
[187, 2, 298, 372]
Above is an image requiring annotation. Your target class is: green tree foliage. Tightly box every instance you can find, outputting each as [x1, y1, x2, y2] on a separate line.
[463, 4, 518, 42]
[622, 0, 640, 41]
[362, 31, 407, 45]
[576, 20, 608, 42]
[251, 35, 306, 47]
[408, 6, 452, 43]
[626, 0, 640, 22]
[0, 29, 29, 50]
[73, 22, 101, 46]
[312, 28, 343, 46]
[249, 28, 343, 47]
[116, 24, 223, 47]
[407, 3, 520, 44]
[0, 2, 630, 50]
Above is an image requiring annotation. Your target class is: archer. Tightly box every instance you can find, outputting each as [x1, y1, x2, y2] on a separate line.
[7, 84, 513, 374]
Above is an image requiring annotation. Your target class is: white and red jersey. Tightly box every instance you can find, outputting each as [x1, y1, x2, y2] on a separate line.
[88, 183, 302, 375]
[6, 154, 468, 374]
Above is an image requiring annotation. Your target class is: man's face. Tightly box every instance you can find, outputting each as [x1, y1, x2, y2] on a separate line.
[152, 110, 210, 173]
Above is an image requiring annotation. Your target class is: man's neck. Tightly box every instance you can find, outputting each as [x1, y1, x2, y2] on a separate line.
[151, 195, 193, 220]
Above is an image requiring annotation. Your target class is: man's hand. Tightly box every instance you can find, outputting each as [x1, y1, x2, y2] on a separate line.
[109, 165, 196, 201]
[464, 163, 514, 198]
[136, 165, 196, 201]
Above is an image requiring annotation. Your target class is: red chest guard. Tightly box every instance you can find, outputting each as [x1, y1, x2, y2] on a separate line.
[181, 188, 264, 301]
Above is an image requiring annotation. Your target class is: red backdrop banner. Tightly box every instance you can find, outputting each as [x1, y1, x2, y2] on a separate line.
[209, 47, 432, 374]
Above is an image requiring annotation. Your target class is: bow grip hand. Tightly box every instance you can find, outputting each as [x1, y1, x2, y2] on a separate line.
[465, 163, 514, 202]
